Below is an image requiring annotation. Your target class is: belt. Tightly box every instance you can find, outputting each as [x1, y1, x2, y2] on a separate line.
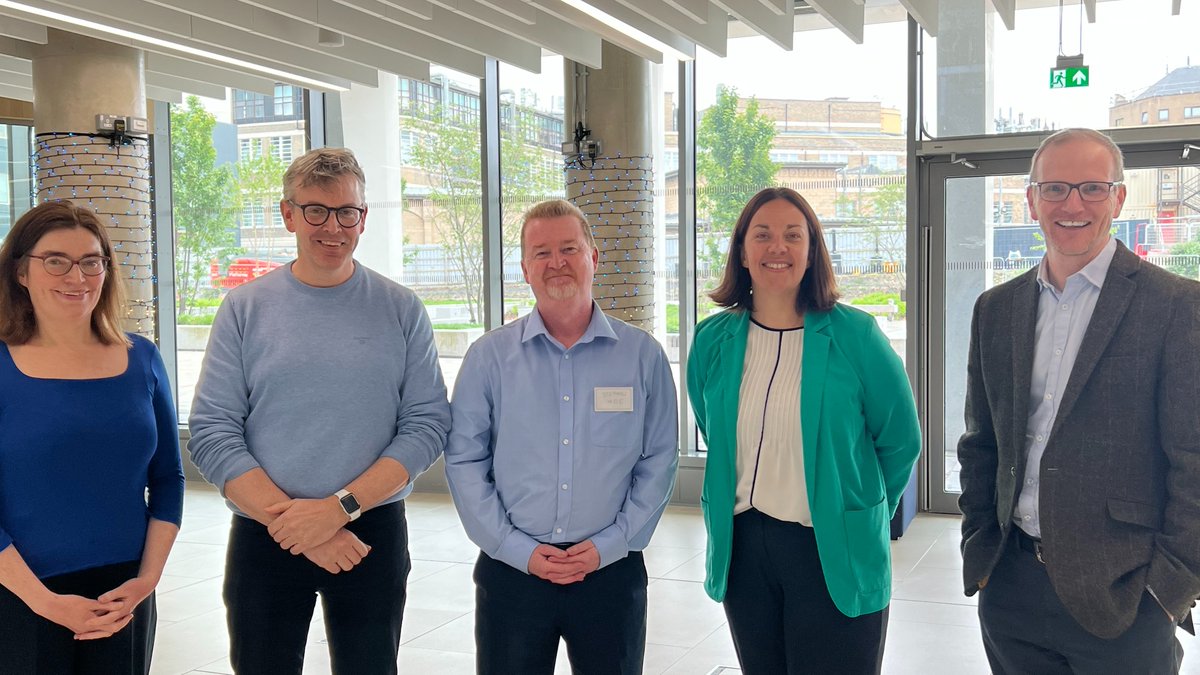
[1013, 528, 1046, 564]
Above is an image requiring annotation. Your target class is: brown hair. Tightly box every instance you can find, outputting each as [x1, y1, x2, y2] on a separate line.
[709, 186, 839, 313]
[282, 147, 367, 203]
[519, 199, 595, 257]
[0, 201, 130, 346]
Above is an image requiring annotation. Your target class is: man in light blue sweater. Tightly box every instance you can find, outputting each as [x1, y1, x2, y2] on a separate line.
[188, 148, 450, 675]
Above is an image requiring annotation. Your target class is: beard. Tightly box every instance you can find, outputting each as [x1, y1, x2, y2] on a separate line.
[543, 276, 580, 300]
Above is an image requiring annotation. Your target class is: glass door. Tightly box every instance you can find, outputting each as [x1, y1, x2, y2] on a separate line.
[922, 142, 1200, 513]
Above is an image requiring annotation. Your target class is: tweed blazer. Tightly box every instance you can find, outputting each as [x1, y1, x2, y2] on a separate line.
[958, 241, 1200, 639]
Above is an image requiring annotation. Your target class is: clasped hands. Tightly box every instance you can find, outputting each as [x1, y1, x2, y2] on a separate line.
[528, 540, 601, 585]
[39, 575, 156, 641]
[266, 497, 370, 574]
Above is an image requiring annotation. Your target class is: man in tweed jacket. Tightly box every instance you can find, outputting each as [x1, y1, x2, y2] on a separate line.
[958, 128, 1200, 674]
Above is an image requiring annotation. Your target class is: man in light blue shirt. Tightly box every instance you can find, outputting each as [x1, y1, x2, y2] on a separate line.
[445, 198, 678, 674]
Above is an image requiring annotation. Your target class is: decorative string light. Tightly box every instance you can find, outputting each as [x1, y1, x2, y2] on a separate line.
[34, 132, 155, 336]
[566, 154, 654, 329]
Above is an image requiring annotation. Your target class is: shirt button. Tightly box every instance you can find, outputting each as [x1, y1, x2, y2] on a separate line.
[1036, 435, 1044, 442]
[564, 354, 570, 360]
[1044, 393, 1053, 400]
[561, 483, 569, 490]
[1055, 348, 1063, 355]
[1061, 304, 1069, 311]
[1026, 478, 1034, 485]
[555, 528, 563, 534]
[1023, 515, 1032, 521]
[562, 438, 570, 445]
[563, 395, 570, 401]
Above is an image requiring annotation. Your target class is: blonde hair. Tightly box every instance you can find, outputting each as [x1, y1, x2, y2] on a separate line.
[1030, 128, 1125, 182]
[283, 147, 367, 203]
[519, 199, 595, 257]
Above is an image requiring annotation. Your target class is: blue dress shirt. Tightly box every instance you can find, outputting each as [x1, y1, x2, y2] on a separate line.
[445, 302, 679, 573]
[1014, 237, 1117, 538]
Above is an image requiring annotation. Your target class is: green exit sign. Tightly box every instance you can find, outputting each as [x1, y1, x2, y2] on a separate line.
[1050, 66, 1089, 89]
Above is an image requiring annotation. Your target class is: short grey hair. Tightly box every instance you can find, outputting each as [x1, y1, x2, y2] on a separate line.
[282, 147, 367, 202]
[519, 199, 595, 257]
[1029, 128, 1125, 182]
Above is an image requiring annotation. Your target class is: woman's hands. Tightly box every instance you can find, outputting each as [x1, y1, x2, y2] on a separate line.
[33, 591, 129, 640]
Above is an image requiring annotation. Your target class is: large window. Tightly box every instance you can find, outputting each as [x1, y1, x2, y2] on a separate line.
[0, 124, 33, 242]
[172, 93, 308, 422]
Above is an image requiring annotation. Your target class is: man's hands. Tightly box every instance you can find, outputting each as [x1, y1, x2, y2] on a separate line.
[527, 540, 602, 585]
[266, 497, 348, 555]
[303, 529, 372, 574]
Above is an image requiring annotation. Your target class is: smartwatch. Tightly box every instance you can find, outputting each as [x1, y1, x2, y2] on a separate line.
[335, 489, 362, 521]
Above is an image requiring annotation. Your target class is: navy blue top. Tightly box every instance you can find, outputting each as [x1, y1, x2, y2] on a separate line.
[0, 335, 185, 579]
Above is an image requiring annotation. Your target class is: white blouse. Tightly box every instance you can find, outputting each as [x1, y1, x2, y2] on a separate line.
[734, 319, 810, 525]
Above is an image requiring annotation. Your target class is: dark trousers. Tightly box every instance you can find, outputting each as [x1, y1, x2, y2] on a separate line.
[979, 531, 1184, 674]
[723, 509, 889, 675]
[474, 548, 648, 675]
[0, 559, 156, 675]
[223, 501, 411, 675]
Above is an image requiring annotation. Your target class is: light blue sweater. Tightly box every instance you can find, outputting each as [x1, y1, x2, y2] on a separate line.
[187, 263, 450, 515]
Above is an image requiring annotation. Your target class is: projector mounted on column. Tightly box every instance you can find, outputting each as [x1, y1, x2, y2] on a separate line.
[96, 114, 148, 147]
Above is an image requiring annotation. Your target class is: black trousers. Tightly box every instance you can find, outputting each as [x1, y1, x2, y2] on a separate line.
[979, 531, 1184, 674]
[473, 548, 648, 675]
[0, 559, 156, 675]
[223, 501, 410, 675]
[723, 509, 889, 675]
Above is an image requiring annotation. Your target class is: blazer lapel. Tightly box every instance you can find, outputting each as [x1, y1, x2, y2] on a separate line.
[1051, 246, 1138, 430]
[1010, 271, 1039, 473]
[801, 310, 831, 484]
[714, 311, 750, 490]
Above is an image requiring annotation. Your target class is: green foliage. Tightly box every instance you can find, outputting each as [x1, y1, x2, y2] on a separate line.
[666, 303, 679, 334]
[171, 96, 237, 315]
[1167, 239, 1200, 279]
[176, 312, 217, 325]
[235, 151, 288, 253]
[409, 104, 561, 323]
[696, 85, 778, 274]
[848, 292, 906, 317]
[431, 322, 483, 330]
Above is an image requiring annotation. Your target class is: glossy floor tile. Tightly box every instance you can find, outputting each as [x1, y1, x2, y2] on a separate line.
[150, 484, 1199, 674]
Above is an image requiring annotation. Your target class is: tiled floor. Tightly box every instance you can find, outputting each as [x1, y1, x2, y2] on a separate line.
[152, 484, 1199, 675]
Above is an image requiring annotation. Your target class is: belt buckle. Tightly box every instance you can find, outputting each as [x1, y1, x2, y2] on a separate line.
[1034, 540, 1045, 564]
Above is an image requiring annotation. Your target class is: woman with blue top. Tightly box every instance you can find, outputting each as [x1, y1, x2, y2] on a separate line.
[687, 187, 920, 674]
[0, 201, 184, 674]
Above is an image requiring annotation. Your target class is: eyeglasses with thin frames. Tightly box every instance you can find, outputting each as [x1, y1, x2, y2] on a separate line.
[1029, 181, 1122, 203]
[24, 254, 110, 277]
[287, 200, 366, 228]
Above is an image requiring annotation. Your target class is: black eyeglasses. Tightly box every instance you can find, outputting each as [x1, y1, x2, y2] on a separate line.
[287, 200, 366, 228]
[24, 254, 110, 277]
[1029, 181, 1122, 203]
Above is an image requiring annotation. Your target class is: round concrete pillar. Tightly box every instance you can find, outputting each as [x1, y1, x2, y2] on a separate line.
[31, 29, 153, 337]
[565, 42, 655, 330]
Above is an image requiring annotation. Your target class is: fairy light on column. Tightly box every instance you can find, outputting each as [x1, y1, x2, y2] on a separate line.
[567, 154, 654, 330]
[34, 132, 154, 337]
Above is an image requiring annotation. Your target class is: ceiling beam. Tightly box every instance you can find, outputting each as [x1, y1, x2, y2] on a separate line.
[1172, 0, 1181, 15]
[35, 0, 381, 85]
[805, 0, 864, 43]
[990, 0, 1015, 31]
[145, 71, 226, 99]
[752, 0, 786, 14]
[712, 0, 793, 50]
[529, 0, 664, 64]
[470, 0, 536, 24]
[610, 0, 726, 56]
[0, 15, 48, 43]
[145, 83, 182, 103]
[373, 0, 434, 19]
[0, 53, 30, 75]
[1084, 0, 1095, 22]
[0, 82, 32, 100]
[663, 0, 708, 24]
[567, 0, 695, 59]
[454, 0, 602, 69]
[146, 53, 277, 95]
[898, 0, 938, 37]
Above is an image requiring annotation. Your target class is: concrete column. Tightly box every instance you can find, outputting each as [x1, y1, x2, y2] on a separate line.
[565, 42, 655, 330]
[31, 29, 152, 337]
[937, 2, 994, 469]
[339, 73, 406, 282]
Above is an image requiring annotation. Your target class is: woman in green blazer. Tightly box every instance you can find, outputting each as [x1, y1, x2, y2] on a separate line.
[687, 187, 921, 675]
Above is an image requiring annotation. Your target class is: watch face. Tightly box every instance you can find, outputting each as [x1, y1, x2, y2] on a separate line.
[340, 493, 361, 514]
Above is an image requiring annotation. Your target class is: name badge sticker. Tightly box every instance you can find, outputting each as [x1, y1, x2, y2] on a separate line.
[594, 387, 634, 412]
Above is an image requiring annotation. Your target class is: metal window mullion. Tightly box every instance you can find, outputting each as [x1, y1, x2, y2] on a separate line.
[677, 59, 698, 455]
[481, 57, 503, 331]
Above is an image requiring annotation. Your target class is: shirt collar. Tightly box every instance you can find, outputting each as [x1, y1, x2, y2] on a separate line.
[521, 300, 618, 348]
[1036, 236, 1118, 293]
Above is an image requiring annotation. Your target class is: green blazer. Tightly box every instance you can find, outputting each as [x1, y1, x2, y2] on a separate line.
[687, 305, 921, 617]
